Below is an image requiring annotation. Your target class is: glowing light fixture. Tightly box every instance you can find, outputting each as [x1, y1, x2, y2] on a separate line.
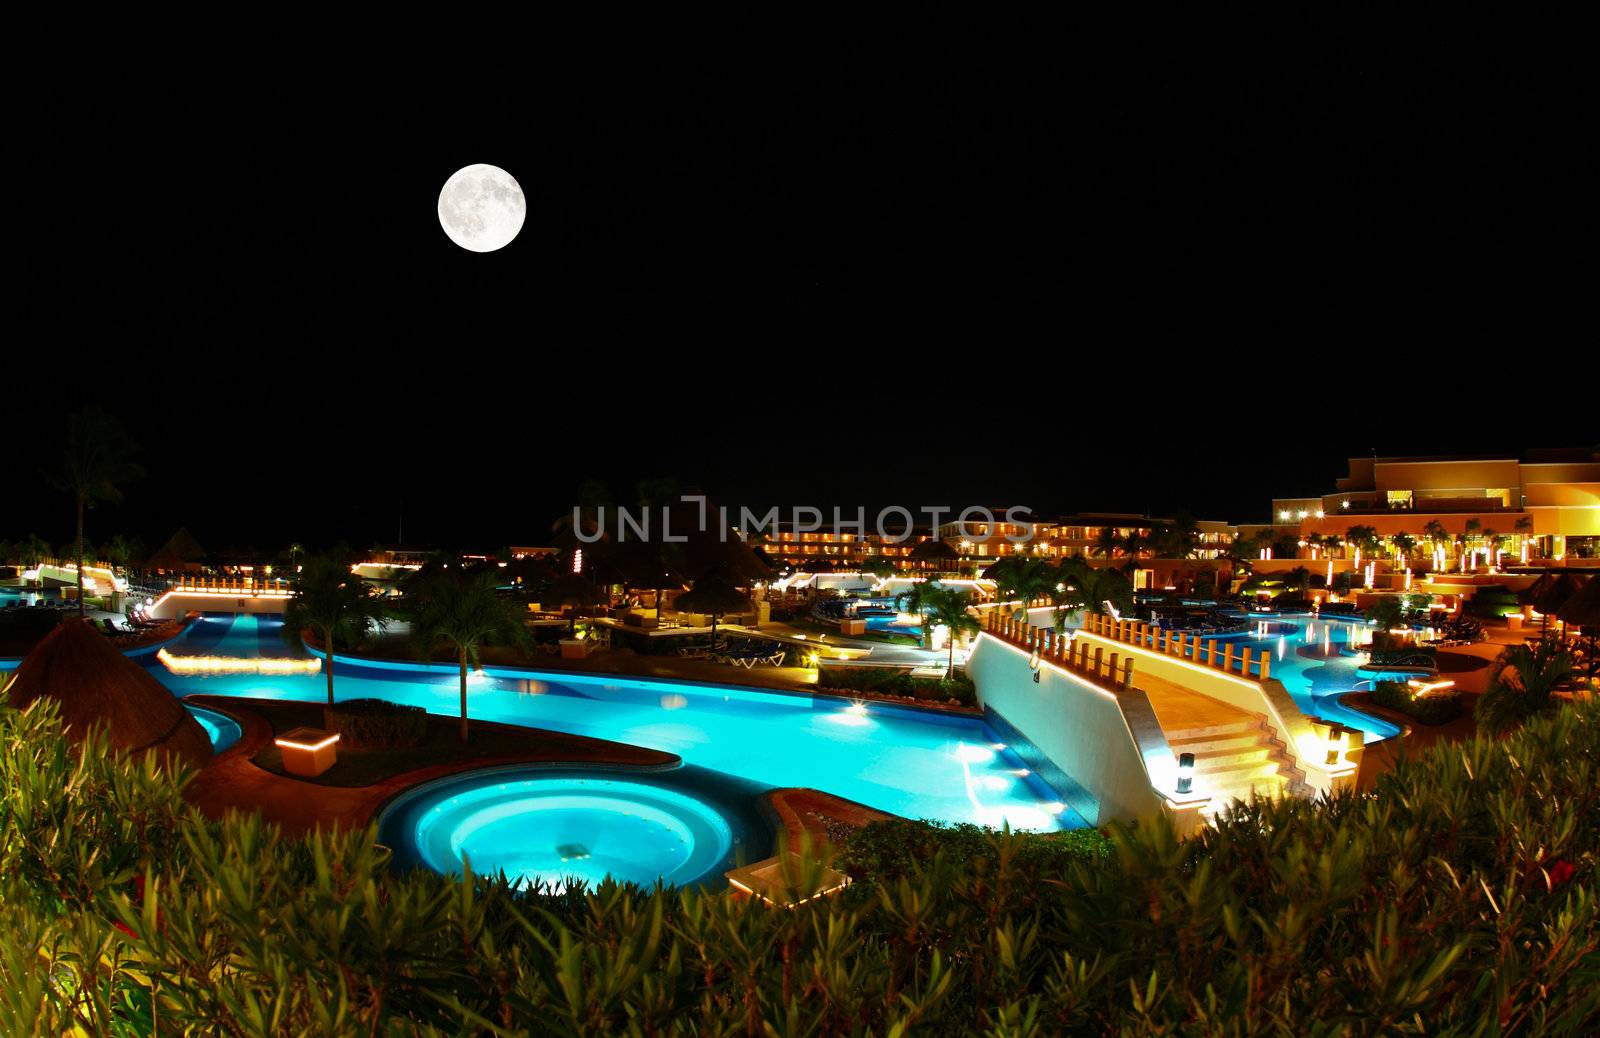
[1325, 727, 1345, 767]
[274, 731, 340, 753]
[1176, 752, 1195, 794]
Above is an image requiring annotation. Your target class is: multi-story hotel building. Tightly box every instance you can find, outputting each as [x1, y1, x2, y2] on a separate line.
[1267, 448, 1600, 562]
[755, 525, 932, 570]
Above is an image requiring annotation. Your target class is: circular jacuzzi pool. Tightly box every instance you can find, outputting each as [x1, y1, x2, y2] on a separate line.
[379, 768, 755, 891]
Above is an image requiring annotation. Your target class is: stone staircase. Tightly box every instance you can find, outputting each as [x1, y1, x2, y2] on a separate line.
[1166, 716, 1310, 820]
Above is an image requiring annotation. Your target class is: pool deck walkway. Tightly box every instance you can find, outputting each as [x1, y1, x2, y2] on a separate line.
[182, 695, 677, 837]
[1137, 672, 1257, 732]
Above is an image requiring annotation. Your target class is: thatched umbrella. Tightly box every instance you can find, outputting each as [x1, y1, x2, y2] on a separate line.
[5, 619, 211, 769]
[148, 526, 207, 573]
[1558, 577, 1600, 679]
[545, 573, 602, 636]
[675, 573, 750, 646]
[910, 538, 959, 572]
[1555, 575, 1599, 629]
[1516, 573, 1555, 607]
[1531, 573, 1587, 631]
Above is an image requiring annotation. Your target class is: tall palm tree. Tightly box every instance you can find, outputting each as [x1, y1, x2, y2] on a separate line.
[895, 579, 945, 650]
[408, 569, 532, 743]
[285, 557, 388, 717]
[921, 585, 981, 677]
[1054, 558, 1134, 627]
[1154, 512, 1201, 559]
[51, 410, 143, 617]
[988, 557, 1055, 614]
[1092, 527, 1120, 560]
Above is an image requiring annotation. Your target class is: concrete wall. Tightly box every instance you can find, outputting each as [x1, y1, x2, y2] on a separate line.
[967, 634, 1171, 826]
[148, 591, 290, 619]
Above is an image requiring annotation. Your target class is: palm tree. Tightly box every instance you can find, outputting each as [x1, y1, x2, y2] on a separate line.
[1053, 558, 1134, 629]
[1091, 527, 1120, 560]
[50, 410, 143, 616]
[1345, 525, 1381, 561]
[1476, 638, 1576, 731]
[284, 557, 388, 718]
[921, 585, 981, 677]
[1119, 530, 1147, 565]
[1154, 512, 1201, 559]
[675, 572, 750, 647]
[17, 533, 50, 575]
[989, 557, 1056, 617]
[895, 579, 944, 650]
[408, 569, 532, 743]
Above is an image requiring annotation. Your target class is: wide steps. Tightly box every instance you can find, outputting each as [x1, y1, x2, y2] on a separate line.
[1198, 759, 1285, 785]
[1189, 746, 1275, 769]
[1164, 719, 1261, 741]
[1167, 731, 1269, 756]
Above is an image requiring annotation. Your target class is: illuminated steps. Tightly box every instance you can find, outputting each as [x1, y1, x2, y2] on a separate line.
[1165, 718, 1305, 819]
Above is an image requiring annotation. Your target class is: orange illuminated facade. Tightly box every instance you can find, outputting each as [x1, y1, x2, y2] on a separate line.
[1269, 449, 1600, 562]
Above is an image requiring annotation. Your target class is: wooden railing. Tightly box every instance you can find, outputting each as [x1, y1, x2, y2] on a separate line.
[984, 610, 1135, 691]
[1081, 612, 1271, 681]
[168, 577, 292, 596]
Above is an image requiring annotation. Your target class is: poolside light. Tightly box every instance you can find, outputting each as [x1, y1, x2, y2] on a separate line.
[1176, 752, 1195, 794]
[1325, 727, 1346, 767]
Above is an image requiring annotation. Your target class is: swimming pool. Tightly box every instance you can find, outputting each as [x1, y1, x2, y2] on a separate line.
[185, 704, 243, 752]
[143, 614, 1086, 831]
[379, 766, 767, 890]
[1209, 612, 1402, 740]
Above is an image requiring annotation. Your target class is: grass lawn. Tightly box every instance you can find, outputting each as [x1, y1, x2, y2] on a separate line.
[241, 698, 668, 787]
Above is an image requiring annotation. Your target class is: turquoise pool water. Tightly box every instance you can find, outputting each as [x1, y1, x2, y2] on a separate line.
[1211, 612, 1402, 740]
[380, 768, 761, 890]
[185, 704, 242, 752]
[142, 614, 1085, 832]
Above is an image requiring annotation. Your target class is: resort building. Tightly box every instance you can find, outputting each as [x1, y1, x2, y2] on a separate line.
[754, 525, 932, 570]
[1268, 449, 1600, 564]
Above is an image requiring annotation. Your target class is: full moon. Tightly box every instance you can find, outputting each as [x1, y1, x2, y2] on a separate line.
[437, 164, 525, 252]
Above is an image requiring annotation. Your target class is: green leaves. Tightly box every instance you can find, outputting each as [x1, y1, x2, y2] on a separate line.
[4, 696, 1600, 1032]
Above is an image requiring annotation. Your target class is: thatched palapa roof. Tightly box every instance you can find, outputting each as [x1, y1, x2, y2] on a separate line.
[1555, 575, 1599, 629]
[5, 619, 212, 769]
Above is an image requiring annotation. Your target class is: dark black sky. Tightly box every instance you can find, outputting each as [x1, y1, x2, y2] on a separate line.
[5, 45, 1593, 554]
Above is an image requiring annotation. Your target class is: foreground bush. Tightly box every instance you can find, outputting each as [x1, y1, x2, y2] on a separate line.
[2, 698, 1598, 1034]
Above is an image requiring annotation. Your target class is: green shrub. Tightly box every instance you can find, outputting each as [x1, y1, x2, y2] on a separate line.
[817, 665, 976, 704]
[838, 818, 1112, 881]
[326, 697, 429, 748]
[4, 697, 1600, 1033]
[1466, 584, 1521, 619]
[1371, 678, 1463, 725]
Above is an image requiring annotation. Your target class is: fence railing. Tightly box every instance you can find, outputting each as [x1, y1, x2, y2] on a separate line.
[984, 610, 1135, 691]
[1080, 612, 1271, 681]
[166, 577, 293, 596]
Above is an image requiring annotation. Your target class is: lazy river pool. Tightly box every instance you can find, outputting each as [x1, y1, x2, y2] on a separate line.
[139, 615, 1088, 835]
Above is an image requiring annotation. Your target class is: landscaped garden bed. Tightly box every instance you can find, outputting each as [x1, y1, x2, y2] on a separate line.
[229, 696, 672, 787]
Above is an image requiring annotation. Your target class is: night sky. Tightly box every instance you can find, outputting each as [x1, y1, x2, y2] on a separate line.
[5, 47, 1593, 555]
